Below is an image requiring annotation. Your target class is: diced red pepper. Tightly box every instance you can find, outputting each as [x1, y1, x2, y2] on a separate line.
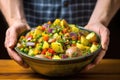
[41, 49, 47, 54]
[26, 35, 33, 41]
[48, 48, 55, 54]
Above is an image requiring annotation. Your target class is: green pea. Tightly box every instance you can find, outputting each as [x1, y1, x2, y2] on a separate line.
[38, 34, 42, 38]
[32, 38, 36, 42]
[58, 39, 64, 43]
[28, 49, 34, 56]
[49, 33, 53, 37]
[53, 29, 57, 33]
[29, 46, 32, 49]
[77, 40, 81, 43]
[22, 38, 26, 42]
[20, 48, 24, 52]
[72, 40, 76, 44]
[38, 45, 42, 50]
[24, 48, 29, 53]
[22, 44, 26, 47]
[67, 45, 70, 48]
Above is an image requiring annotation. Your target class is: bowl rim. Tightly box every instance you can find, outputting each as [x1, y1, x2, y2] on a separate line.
[15, 26, 102, 62]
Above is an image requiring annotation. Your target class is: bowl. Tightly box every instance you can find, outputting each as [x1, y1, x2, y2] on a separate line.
[15, 26, 101, 77]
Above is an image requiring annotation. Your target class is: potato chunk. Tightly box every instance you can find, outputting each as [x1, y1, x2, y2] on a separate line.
[51, 42, 64, 53]
[86, 32, 97, 42]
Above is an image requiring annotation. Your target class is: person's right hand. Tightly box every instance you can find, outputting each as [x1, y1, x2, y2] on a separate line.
[5, 22, 30, 68]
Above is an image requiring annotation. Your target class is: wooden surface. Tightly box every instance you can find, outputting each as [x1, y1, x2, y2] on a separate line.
[0, 59, 120, 80]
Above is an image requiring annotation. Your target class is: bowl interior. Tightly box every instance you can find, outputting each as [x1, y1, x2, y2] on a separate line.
[15, 26, 102, 62]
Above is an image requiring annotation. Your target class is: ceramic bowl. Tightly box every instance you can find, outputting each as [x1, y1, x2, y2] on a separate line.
[15, 27, 101, 77]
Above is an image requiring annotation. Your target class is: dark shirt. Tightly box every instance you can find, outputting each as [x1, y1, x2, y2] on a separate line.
[23, 0, 96, 27]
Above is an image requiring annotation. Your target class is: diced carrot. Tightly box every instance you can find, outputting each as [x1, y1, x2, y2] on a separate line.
[43, 34, 49, 41]
[62, 28, 67, 34]
[47, 21, 52, 25]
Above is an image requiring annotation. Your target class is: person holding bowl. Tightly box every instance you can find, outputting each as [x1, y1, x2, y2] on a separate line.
[0, 0, 120, 71]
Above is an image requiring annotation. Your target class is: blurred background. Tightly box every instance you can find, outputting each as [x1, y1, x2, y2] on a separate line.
[0, 10, 120, 59]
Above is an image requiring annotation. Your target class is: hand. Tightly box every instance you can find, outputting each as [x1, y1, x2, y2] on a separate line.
[83, 22, 110, 71]
[5, 22, 30, 68]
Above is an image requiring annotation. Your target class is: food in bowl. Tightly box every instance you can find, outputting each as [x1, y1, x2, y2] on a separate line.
[16, 19, 101, 60]
[15, 19, 101, 76]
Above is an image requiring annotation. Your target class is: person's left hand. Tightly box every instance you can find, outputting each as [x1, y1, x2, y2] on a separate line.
[83, 22, 110, 71]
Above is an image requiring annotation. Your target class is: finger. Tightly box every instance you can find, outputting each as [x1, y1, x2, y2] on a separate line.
[8, 29, 18, 48]
[5, 28, 29, 68]
[7, 47, 29, 68]
[5, 29, 10, 48]
[5, 28, 17, 48]
[82, 63, 95, 71]
[83, 49, 106, 71]
[100, 28, 110, 50]
[94, 49, 107, 64]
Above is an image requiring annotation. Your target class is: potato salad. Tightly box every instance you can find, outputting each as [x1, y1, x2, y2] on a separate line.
[16, 19, 100, 59]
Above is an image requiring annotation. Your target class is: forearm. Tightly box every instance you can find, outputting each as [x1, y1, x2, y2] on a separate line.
[88, 0, 120, 27]
[0, 0, 28, 27]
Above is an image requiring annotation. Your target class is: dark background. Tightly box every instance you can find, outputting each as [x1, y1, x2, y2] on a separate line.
[0, 10, 120, 59]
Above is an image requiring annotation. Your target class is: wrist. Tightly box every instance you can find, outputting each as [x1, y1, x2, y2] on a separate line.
[88, 20, 108, 27]
[8, 18, 27, 26]
[88, 0, 120, 27]
[88, 12, 110, 27]
[9, 17, 30, 29]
